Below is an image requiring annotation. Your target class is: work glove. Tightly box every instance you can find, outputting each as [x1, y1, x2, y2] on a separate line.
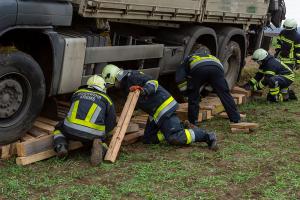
[242, 83, 252, 91]
[129, 85, 146, 96]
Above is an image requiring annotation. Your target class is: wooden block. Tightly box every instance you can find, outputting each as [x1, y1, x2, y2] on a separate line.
[126, 123, 139, 134]
[123, 130, 144, 145]
[231, 93, 244, 105]
[231, 128, 250, 133]
[37, 117, 58, 126]
[28, 128, 48, 138]
[17, 135, 54, 157]
[16, 141, 83, 166]
[212, 104, 225, 115]
[105, 90, 140, 163]
[178, 103, 188, 110]
[1, 145, 11, 159]
[218, 112, 246, 119]
[21, 134, 36, 142]
[232, 86, 251, 97]
[33, 121, 55, 134]
[230, 122, 259, 129]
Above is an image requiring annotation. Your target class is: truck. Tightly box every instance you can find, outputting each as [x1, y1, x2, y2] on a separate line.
[0, 0, 286, 144]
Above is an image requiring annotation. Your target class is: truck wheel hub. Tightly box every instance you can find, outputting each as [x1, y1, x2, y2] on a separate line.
[0, 79, 23, 118]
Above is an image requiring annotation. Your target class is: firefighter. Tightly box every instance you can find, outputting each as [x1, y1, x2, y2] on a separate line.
[101, 64, 217, 150]
[53, 75, 117, 166]
[176, 52, 241, 125]
[275, 18, 300, 70]
[243, 48, 295, 102]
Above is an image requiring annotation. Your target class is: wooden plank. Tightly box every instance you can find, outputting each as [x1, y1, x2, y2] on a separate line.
[16, 135, 54, 157]
[126, 123, 139, 134]
[33, 121, 55, 134]
[1, 145, 11, 159]
[104, 90, 140, 163]
[230, 122, 259, 129]
[231, 93, 244, 105]
[28, 128, 48, 138]
[231, 86, 251, 97]
[231, 128, 250, 133]
[37, 117, 58, 126]
[123, 130, 144, 145]
[218, 112, 246, 119]
[21, 134, 36, 142]
[16, 141, 83, 166]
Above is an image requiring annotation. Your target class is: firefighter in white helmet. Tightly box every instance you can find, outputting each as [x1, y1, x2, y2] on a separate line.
[53, 75, 116, 166]
[102, 64, 218, 150]
[275, 18, 300, 70]
[243, 48, 295, 102]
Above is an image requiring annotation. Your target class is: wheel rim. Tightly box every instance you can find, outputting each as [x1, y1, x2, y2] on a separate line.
[0, 73, 32, 128]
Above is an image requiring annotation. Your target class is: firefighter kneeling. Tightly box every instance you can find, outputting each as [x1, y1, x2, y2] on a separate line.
[244, 48, 296, 102]
[102, 64, 217, 150]
[53, 75, 117, 166]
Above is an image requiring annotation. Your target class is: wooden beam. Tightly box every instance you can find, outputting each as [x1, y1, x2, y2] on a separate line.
[104, 91, 140, 163]
[1, 145, 11, 159]
[28, 128, 48, 138]
[16, 141, 83, 166]
[231, 128, 250, 133]
[123, 130, 144, 145]
[16, 135, 54, 157]
[218, 112, 246, 119]
[231, 86, 251, 97]
[33, 121, 55, 134]
[230, 122, 259, 129]
[37, 117, 58, 126]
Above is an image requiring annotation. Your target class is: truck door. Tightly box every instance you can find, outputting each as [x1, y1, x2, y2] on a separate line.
[0, 0, 17, 33]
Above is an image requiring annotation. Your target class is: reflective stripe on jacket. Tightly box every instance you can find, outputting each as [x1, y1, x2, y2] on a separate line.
[63, 88, 116, 137]
[120, 70, 178, 124]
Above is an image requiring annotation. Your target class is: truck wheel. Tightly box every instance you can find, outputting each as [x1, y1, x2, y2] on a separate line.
[0, 51, 45, 145]
[219, 41, 241, 89]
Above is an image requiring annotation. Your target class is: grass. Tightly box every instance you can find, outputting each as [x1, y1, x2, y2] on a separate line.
[0, 71, 300, 200]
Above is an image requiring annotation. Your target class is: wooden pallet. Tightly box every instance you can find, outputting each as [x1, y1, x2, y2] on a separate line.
[230, 122, 259, 133]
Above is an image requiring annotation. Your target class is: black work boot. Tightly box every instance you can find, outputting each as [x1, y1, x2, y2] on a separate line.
[207, 133, 218, 151]
[55, 144, 68, 158]
[90, 138, 104, 166]
[289, 90, 298, 101]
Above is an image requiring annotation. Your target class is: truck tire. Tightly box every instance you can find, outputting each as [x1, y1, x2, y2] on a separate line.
[0, 51, 45, 145]
[219, 41, 241, 89]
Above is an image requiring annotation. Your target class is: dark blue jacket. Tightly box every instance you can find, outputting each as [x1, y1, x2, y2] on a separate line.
[120, 70, 178, 125]
[63, 87, 116, 140]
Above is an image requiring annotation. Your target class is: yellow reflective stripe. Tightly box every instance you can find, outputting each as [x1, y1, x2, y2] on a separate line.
[281, 62, 294, 73]
[280, 36, 294, 44]
[258, 81, 264, 89]
[157, 131, 165, 142]
[250, 78, 258, 85]
[85, 103, 98, 122]
[185, 129, 192, 144]
[264, 71, 276, 75]
[53, 130, 62, 135]
[297, 60, 300, 64]
[178, 81, 187, 88]
[75, 89, 112, 105]
[71, 100, 79, 120]
[190, 55, 220, 66]
[296, 54, 300, 57]
[294, 44, 300, 48]
[66, 117, 105, 131]
[153, 96, 174, 120]
[146, 80, 159, 91]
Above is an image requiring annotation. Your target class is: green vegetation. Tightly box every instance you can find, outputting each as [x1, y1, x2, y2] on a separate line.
[0, 72, 299, 200]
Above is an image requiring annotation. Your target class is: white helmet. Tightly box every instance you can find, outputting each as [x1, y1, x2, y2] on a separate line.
[87, 75, 107, 93]
[283, 19, 298, 30]
[252, 48, 268, 62]
[102, 64, 122, 85]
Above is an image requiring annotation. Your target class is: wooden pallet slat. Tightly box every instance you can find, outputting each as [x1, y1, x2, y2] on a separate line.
[105, 90, 140, 163]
